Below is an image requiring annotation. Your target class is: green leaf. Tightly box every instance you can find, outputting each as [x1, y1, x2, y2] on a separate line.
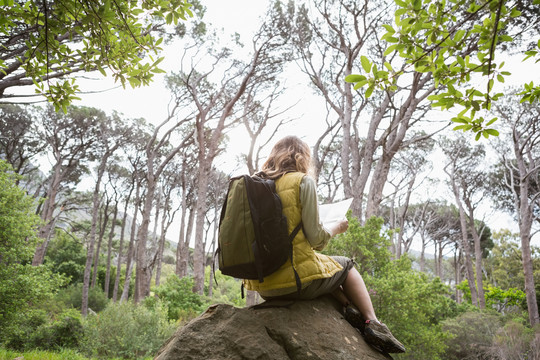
[361, 56, 372, 73]
[345, 74, 367, 83]
[395, 8, 408, 17]
[453, 124, 471, 131]
[384, 44, 399, 56]
[383, 35, 399, 43]
[375, 71, 389, 79]
[510, 8, 521, 17]
[365, 85, 374, 98]
[485, 128, 499, 136]
[382, 24, 395, 34]
[451, 118, 469, 124]
[97, 66, 107, 76]
[354, 80, 369, 89]
[454, 29, 466, 42]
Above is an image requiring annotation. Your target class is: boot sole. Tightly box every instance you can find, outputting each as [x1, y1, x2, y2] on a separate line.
[364, 327, 406, 353]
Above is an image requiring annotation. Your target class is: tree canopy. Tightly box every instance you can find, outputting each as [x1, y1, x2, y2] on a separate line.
[0, 0, 192, 111]
[345, 0, 540, 140]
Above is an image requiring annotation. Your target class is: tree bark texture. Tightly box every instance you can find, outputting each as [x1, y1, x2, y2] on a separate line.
[512, 123, 540, 326]
[113, 183, 134, 302]
[105, 202, 118, 298]
[120, 182, 141, 303]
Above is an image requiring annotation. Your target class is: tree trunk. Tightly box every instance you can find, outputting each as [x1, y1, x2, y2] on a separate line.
[120, 182, 141, 303]
[113, 183, 134, 302]
[92, 200, 110, 288]
[454, 247, 462, 303]
[395, 174, 416, 259]
[155, 194, 174, 287]
[365, 152, 392, 219]
[105, 202, 118, 298]
[145, 189, 162, 291]
[437, 243, 444, 279]
[448, 161, 479, 307]
[348, 102, 384, 220]
[513, 131, 540, 326]
[33, 163, 63, 265]
[419, 233, 426, 273]
[155, 232, 166, 287]
[468, 215, 486, 309]
[176, 182, 188, 277]
[388, 190, 398, 258]
[456, 197, 478, 307]
[207, 207, 220, 298]
[134, 170, 155, 303]
[177, 208, 194, 278]
[340, 69, 353, 200]
[519, 216, 539, 326]
[81, 158, 108, 316]
[193, 162, 210, 294]
[112, 209, 127, 302]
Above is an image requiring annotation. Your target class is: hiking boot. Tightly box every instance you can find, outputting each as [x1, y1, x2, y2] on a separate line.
[363, 319, 406, 354]
[343, 305, 366, 334]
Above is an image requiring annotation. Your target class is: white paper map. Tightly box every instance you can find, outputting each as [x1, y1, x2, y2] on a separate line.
[319, 198, 353, 227]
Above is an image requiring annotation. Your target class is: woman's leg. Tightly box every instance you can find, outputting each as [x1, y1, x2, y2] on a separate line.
[333, 266, 406, 354]
[332, 267, 376, 321]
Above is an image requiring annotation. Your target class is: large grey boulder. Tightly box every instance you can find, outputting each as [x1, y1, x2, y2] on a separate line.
[155, 296, 391, 360]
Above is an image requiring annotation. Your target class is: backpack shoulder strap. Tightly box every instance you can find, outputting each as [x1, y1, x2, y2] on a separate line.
[289, 221, 303, 294]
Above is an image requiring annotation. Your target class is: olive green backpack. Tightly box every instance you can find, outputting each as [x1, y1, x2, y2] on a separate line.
[216, 174, 302, 292]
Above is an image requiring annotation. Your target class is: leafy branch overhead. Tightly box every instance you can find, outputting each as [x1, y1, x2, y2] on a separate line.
[0, 0, 193, 111]
[345, 0, 540, 141]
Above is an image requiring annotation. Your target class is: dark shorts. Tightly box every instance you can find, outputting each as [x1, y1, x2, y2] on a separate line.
[261, 256, 355, 301]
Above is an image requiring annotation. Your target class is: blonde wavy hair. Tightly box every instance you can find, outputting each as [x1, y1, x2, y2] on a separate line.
[259, 136, 312, 179]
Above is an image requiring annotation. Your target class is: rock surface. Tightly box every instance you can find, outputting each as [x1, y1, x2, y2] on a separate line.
[155, 296, 391, 360]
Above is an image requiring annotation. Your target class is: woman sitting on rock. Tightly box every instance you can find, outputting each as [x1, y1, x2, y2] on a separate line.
[243, 135, 405, 354]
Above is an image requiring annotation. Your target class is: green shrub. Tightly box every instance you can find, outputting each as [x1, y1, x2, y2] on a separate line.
[163, 254, 175, 265]
[2, 308, 83, 352]
[441, 310, 502, 360]
[1, 309, 49, 351]
[490, 320, 536, 360]
[30, 309, 84, 351]
[206, 267, 246, 308]
[323, 216, 392, 274]
[0, 161, 65, 344]
[80, 301, 175, 359]
[150, 275, 206, 322]
[56, 283, 109, 313]
[365, 256, 456, 360]
[44, 230, 86, 286]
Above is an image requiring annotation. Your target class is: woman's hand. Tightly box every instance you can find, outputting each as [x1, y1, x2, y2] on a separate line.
[329, 219, 349, 237]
